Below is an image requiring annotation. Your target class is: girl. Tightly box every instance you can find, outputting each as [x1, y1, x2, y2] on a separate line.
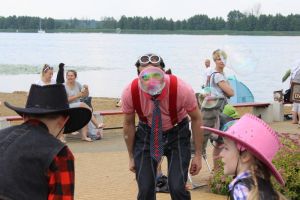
[65, 70, 103, 141]
[202, 113, 286, 200]
[36, 64, 55, 86]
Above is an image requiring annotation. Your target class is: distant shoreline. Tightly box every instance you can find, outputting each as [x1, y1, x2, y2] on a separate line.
[2, 29, 300, 36]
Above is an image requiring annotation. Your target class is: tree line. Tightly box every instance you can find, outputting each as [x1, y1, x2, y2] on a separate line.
[0, 10, 299, 31]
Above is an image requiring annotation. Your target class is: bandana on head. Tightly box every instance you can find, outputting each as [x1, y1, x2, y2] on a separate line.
[139, 67, 165, 96]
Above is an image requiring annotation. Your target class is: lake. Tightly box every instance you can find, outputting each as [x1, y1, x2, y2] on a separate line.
[0, 33, 299, 101]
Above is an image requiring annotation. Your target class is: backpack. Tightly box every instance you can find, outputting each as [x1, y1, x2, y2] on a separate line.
[130, 74, 179, 125]
[206, 71, 227, 111]
[156, 175, 169, 193]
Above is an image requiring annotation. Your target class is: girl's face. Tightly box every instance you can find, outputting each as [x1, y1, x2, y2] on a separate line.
[43, 69, 53, 81]
[219, 138, 240, 176]
[66, 72, 76, 83]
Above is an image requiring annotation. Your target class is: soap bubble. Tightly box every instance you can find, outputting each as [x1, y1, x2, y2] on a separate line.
[223, 45, 257, 76]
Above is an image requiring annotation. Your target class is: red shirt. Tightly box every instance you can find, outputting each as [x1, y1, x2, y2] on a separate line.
[48, 146, 75, 200]
[121, 75, 198, 131]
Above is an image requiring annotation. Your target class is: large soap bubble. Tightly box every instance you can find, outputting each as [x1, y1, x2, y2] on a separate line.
[139, 66, 165, 96]
[223, 45, 257, 76]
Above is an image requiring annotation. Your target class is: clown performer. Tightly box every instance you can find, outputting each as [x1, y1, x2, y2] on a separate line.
[202, 114, 287, 200]
[121, 53, 203, 200]
[0, 84, 91, 199]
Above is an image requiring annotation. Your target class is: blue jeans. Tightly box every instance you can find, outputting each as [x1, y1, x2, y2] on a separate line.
[134, 118, 191, 200]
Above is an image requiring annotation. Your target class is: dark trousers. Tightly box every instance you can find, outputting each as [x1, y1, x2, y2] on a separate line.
[134, 118, 191, 200]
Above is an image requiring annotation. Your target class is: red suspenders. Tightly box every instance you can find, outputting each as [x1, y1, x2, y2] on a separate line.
[168, 75, 178, 125]
[131, 75, 178, 126]
[131, 78, 148, 123]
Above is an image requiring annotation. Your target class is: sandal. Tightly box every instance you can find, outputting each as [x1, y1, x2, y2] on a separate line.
[60, 138, 67, 144]
[71, 131, 79, 135]
[96, 129, 103, 140]
[81, 137, 93, 142]
[96, 123, 105, 129]
[59, 136, 67, 144]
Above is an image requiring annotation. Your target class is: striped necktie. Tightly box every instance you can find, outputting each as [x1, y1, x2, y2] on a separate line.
[150, 98, 163, 162]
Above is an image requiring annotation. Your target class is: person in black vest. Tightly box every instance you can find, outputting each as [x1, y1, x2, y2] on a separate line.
[121, 53, 203, 200]
[0, 84, 91, 199]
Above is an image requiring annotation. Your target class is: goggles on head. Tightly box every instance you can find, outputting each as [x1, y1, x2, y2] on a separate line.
[139, 55, 161, 66]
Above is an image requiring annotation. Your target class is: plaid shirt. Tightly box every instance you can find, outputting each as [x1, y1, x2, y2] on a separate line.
[228, 171, 251, 200]
[48, 146, 75, 200]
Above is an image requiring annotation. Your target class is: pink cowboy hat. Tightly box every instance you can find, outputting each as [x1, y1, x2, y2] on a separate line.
[202, 113, 284, 185]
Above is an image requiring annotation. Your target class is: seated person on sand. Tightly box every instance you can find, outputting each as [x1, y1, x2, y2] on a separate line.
[35, 64, 56, 86]
[36, 63, 66, 86]
[64, 69, 103, 141]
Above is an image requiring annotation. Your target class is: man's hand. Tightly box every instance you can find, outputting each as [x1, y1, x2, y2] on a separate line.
[189, 155, 202, 176]
[129, 157, 135, 173]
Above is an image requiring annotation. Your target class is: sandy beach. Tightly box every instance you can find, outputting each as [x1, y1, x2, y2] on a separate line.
[0, 91, 298, 199]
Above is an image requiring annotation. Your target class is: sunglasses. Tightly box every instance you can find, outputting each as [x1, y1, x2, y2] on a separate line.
[139, 55, 161, 66]
[43, 65, 53, 72]
[141, 72, 163, 81]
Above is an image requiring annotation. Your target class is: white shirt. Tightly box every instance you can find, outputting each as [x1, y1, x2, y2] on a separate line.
[35, 79, 56, 86]
[205, 66, 214, 77]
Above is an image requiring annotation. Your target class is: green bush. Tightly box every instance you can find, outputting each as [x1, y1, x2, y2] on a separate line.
[208, 160, 232, 195]
[273, 133, 300, 200]
[209, 132, 300, 200]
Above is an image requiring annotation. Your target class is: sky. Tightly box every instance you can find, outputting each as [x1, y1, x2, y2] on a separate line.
[1, 0, 299, 21]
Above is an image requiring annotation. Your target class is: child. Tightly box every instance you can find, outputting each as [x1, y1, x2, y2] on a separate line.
[202, 113, 286, 200]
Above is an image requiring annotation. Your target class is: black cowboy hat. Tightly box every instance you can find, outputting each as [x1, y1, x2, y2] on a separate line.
[4, 84, 91, 134]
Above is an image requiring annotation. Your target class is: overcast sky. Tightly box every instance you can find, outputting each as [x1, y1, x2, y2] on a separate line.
[1, 0, 299, 20]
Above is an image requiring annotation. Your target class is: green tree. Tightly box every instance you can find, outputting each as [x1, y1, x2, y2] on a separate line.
[102, 17, 117, 29]
[227, 10, 245, 30]
[45, 18, 55, 29]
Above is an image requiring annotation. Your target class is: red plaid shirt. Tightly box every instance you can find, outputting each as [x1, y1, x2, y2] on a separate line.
[48, 146, 75, 200]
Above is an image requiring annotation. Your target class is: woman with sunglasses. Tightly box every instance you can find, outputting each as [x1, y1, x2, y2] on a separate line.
[122, 53, 203, 200]
[36, 64, 56, 86]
